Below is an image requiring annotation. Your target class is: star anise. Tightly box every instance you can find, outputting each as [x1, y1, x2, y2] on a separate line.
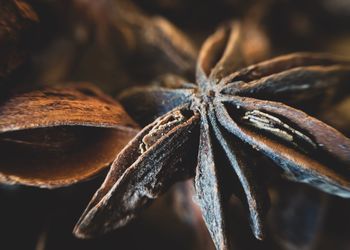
[70, 0, 197, 79]
[74, 22, 350, 250]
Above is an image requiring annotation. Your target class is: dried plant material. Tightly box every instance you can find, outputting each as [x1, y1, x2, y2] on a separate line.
[71, 0, 197, 77]
[0, 0, 39, 79]
[0, 83, 138, 188]
[75, 106, 199, 235]
[74, 21, 350, 250]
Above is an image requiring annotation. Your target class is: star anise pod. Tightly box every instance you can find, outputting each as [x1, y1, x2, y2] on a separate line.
[0, 83, 138, 187]
[0, 0, 39, 80]
[70, 0, 197, 79]
[74, 22, 350, 250]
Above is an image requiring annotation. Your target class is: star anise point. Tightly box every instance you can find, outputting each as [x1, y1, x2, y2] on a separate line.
[75, 21, 350, 250]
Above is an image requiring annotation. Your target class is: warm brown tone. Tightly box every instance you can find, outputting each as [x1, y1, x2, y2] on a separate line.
[0, 0, 38, 79]
[74, 22, 350, 250]
[72, 0, 197, 78]
[0, 83, 138, 188]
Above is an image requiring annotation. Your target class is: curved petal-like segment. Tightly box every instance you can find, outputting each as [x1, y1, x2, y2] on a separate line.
[208, 106, 269, 240]
[119, 86, 194, 125]
[0, 83, 137, 132]
[209, 22, 243, 80]
[196, 22, 243, 87]
[215, 97, 350, 198]
[0, 84, 138, 188]
[148, 16, 198, 74]
[221, 52, 350, 85]
[194, 111, 231, 250]
[235, 65, 350, 105]
[74, 108, 199, 238]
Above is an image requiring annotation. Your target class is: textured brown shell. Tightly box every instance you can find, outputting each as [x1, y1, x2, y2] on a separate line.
[0, 83, 138, 188]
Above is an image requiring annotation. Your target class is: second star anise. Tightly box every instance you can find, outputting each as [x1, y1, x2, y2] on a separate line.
[74, 22, 350, 250]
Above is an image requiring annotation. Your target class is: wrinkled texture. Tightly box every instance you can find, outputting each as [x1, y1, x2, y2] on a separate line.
[75, 22, 350, 250]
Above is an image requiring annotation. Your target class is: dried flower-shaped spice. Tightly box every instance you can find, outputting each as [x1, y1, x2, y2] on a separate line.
[0, 0, 39, 79]
[0, 83, 138, 188]
[74, 22, 350, 250]
[71, 0, 197, 78]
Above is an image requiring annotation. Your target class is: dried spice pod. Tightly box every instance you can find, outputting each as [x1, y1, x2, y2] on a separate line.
[75, 22, 350, 250]
[0, 0, 39, 79]
[0, 83, 138, 188]
[75, 106, 200, 236]
[71, 0, 197, 78]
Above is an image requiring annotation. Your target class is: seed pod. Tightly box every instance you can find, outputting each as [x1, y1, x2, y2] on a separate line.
[0, 83, 139, 188]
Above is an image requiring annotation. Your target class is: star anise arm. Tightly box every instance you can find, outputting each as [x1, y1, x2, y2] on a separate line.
[208, 22, 244, 80]
[208, 106, 269, 240]
[73, 0, 197, 75]
[215, 97, 350, 197]
[0, 83, 138, 188]
[148, 16, 198, 73]
[222, 52, 350, 83]
[220, 53, 350, 107]
[74, 107, 199, 238]
[234, 97, 350, 163]
[194, 111, 231, 250]
[76, 115, 160, 222]
[196, 22, 245, 87]
[196, 21, 270, 85]
[119, 86, 195, 125]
